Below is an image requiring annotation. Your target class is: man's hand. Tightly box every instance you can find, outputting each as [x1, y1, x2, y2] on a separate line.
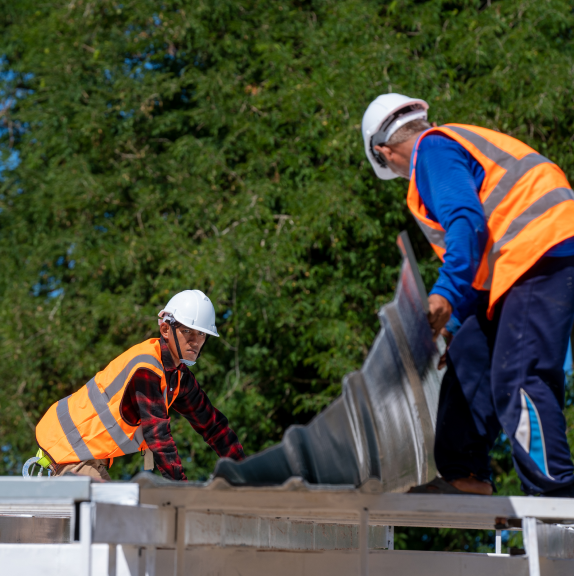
[427, 294, 452, 341]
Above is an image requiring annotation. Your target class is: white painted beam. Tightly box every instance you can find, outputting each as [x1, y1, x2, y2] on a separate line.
[176, 547, 532, 576]
[140, 485, 574, 530]
[0, 476, 91, 501]
[4, 544, 574, 576]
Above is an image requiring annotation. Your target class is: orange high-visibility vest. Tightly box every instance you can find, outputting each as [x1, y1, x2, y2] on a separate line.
[36, 339, 181, 464]
[407, 124, 574, 318]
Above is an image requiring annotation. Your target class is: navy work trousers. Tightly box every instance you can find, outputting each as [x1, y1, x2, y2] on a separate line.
[435, 255, 574, 494]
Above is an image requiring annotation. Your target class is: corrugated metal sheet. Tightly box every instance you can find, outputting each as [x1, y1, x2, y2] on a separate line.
[186, 512, 393, 550]
[214, 232, 444, 492]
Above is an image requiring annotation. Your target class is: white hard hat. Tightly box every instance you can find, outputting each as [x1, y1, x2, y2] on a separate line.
[362, 93, 429, 180]
[158, 289, 219, 337]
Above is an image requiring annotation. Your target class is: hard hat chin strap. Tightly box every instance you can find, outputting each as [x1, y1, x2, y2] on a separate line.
[170, 322, 196, 367]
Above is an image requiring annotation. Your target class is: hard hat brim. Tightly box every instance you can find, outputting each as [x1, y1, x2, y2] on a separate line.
[158, 310, 220, 337]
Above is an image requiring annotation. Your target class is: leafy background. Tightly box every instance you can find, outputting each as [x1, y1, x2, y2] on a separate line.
[1, 0, 574, 553]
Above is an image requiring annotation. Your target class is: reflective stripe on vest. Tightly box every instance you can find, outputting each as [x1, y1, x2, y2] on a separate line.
[52, 353, 162, 462]
[36, 339, 178, 464]
[407, 124, 574, 317]
[86, 377, 146, 456]
[55, 389, 147, 462]
[448, 126, 554, 220]
[56, 396, 94, 461]
[484, 186, 574, 289]
[101, 354, 163, 400]
[415, 185, 574, 288]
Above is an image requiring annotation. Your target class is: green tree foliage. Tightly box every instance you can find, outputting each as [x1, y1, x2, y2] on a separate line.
[1, 0, 574, 553]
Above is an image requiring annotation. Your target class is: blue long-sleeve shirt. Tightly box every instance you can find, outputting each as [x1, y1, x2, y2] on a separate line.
[411, 132, 574, 329]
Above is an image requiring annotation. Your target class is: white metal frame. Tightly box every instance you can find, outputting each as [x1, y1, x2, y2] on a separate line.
[2, 477, 574, 575]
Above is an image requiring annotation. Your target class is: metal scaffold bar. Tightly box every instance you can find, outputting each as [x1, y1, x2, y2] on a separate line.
[523, 517, 541, 576]
[359, 507, 369, 576]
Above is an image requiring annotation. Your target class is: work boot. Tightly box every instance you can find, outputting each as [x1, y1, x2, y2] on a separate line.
[449, 476, 493, 495]
[408, 476, 492, 495]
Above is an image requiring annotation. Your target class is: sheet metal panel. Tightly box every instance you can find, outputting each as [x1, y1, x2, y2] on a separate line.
[185, 512, 391, 550]
[0, 515, 70, 543]
[91, 502, 175, 546]
[0, 503, 74, 518]
[177, 547, 532, 576]
[213, 232, 443, 491]
[536, 524, 574, 559]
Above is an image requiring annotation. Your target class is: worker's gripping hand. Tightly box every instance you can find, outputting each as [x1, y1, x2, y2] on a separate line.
[427, 294, 452, 342]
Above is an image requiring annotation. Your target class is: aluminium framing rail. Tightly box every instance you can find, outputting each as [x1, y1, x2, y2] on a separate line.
[1, 475, 574, 576]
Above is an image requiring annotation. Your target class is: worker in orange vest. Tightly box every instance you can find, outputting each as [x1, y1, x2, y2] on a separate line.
[35, 290, 244, 480]
[362, 94, 574, 496]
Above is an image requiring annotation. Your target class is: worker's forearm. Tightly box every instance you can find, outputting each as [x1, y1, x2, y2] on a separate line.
[133, 376, 187, 481]
[142, 422, 187, 481]
[172, 377, 245, 461]
[416, 135, 487, 313]
[432, 216, 485, 311]
[206, 423, 245, 461]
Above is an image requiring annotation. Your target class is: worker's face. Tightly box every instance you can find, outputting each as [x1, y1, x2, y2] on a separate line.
[161, 322, 207, 363]
[374, 123, 438, 179]
[374, 143, 411, 179]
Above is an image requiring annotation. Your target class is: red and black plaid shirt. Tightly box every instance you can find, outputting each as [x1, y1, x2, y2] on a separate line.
[121, 337, 244, 481]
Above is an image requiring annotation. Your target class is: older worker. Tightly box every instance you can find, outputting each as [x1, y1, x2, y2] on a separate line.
[362, 94, 574, 496]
